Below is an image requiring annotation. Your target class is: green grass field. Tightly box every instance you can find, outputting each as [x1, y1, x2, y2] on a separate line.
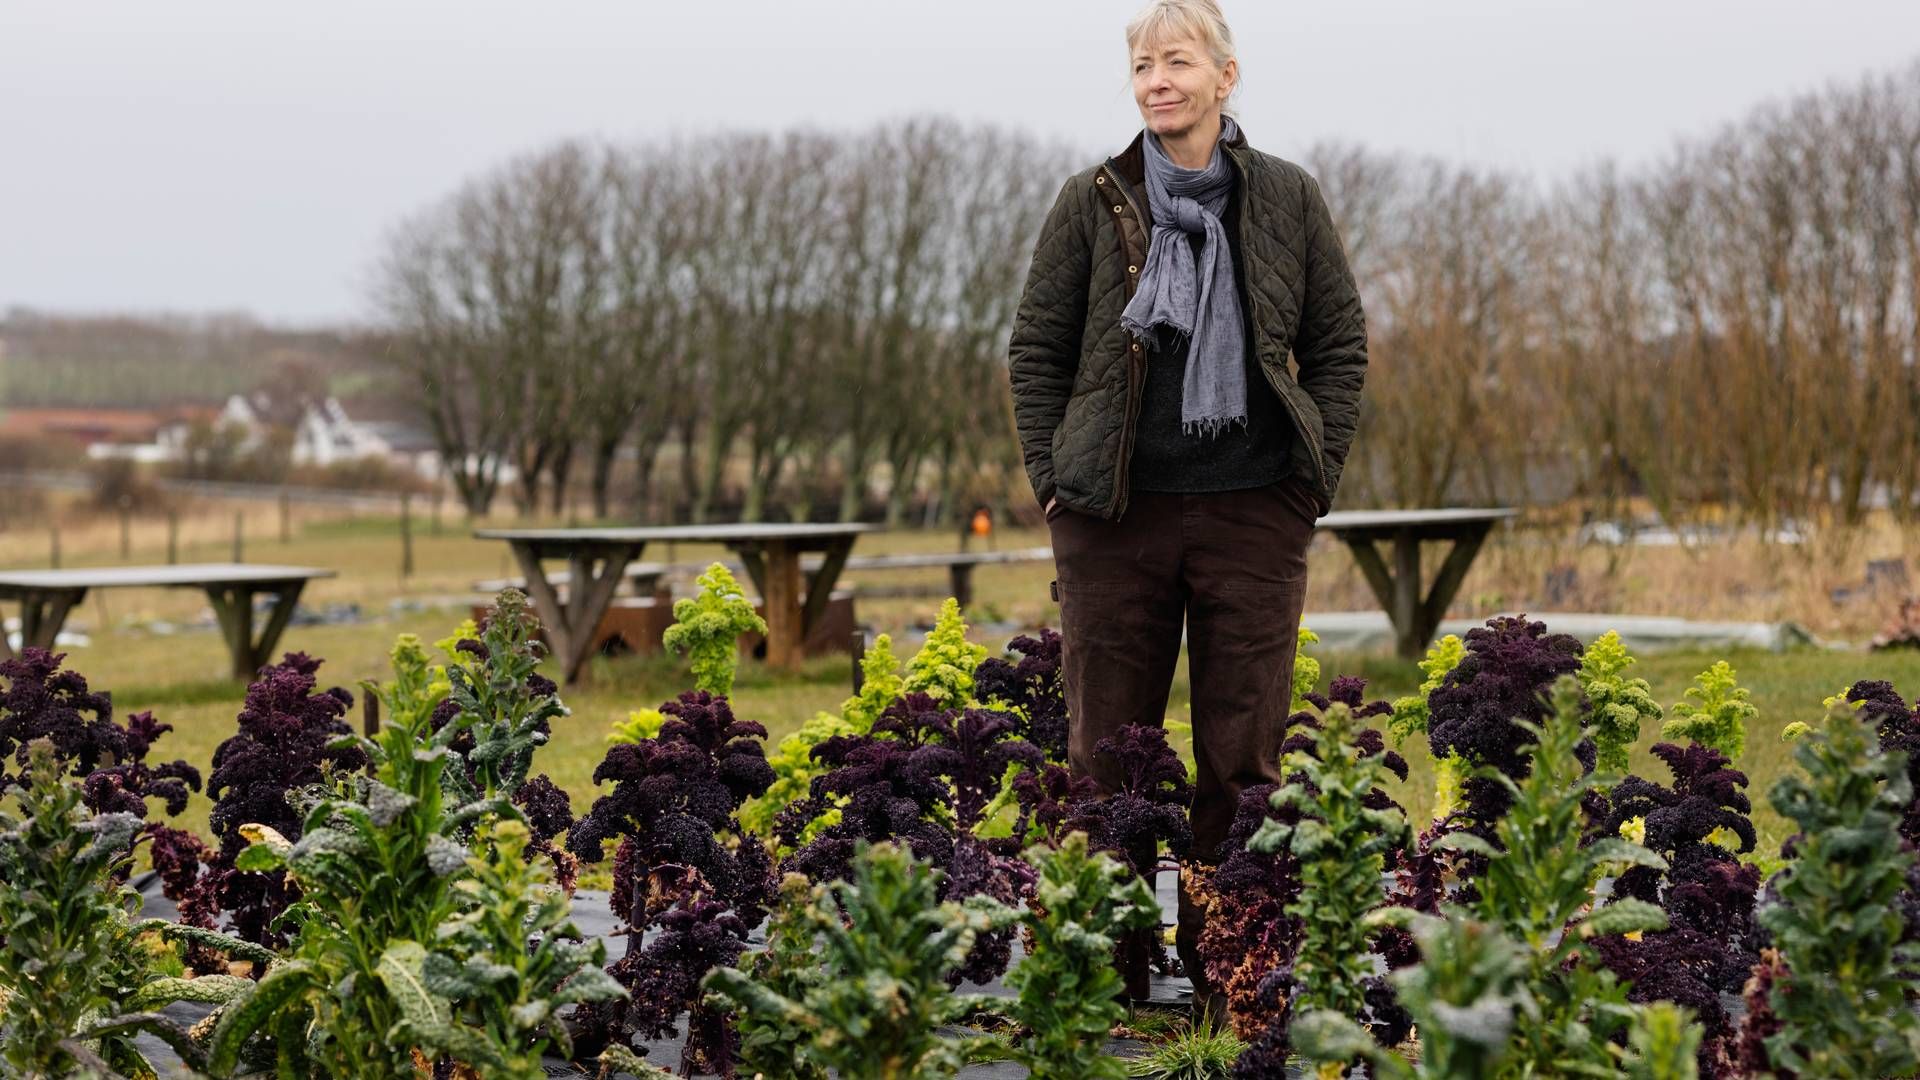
[12, 508, 1920, 860]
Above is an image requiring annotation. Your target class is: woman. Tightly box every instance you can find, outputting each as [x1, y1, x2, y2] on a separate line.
[1005, 0, 1368, 1018]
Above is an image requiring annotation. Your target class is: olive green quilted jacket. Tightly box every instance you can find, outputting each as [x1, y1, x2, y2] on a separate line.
[1006, 124, 1367, 521]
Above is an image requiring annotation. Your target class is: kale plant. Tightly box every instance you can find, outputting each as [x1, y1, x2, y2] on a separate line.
[1441, 675, 1669, 1075]
[1598, 737, 1761, 1062]
[1661, 660, 1755, 762]
[662, 562, 766, 697]
[973, 627, 1068, 763]
[436, 587, 569, 802]
[714, 872, 832, 1080]
[1290, 909, 1528, 1080]
[1838, 678, 1920, 845]
[1003, 832, 1160, 1080]
[570, 690, 776, 926]
[1578, 629, 1664, 776]
[564, 690, 775, 1072]
[185, 649, 366, 947]
[1424, 615, 1585, 838]
[0, 646, 205, 898]
[408, 818, 627, 1079]
[206, 641, 530, 1077]
[903, 597, 989, 707]
[0, 739, 266, 1079]
[704, 840, 1016, 1080]
[1237, 700, 1411, 1076]
[1751, 698, 1920, 1078]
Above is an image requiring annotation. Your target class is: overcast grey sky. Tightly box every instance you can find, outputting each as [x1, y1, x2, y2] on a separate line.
[4, 0, 1916, 326]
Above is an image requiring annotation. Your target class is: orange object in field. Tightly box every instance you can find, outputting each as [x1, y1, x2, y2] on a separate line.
[971, 508, 992, 536]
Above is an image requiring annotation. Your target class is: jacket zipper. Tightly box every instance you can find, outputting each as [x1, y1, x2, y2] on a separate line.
[1226, 149, 1332, 506]
[1102, 161, 1150, 521]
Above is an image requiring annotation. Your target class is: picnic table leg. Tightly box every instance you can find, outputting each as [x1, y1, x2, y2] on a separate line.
[204, 582, 306, 679]
[801, 539, 855, 637]
[759, 540, 805, 671]
[1341, 526, 1496, 662]
[0, 587, 88, 660]
[509, 541, 644, 686]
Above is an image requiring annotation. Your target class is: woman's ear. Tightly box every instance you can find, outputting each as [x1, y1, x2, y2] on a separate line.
[1218, 57, 1239, 105]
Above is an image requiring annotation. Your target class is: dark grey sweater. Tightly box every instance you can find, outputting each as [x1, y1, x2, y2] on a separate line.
[1128, 169, 1295, 494]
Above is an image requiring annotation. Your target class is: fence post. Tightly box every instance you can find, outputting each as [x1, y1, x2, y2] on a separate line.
[166, 510, 179, 565]
[119, 499, 132, 560]
[232, 512, 243, 563]
[279, 491, 291, 543]
[50, 525, 60, 569]
[400, 491, 414, 579]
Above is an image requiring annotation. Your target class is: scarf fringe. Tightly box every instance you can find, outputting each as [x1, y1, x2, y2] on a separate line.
[1182, 415, 1249, 440]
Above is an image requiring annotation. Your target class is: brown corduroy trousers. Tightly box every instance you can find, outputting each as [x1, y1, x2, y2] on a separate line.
[1045, 475, 1318, 1000]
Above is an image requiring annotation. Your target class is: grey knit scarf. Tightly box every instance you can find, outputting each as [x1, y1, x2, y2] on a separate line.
[1119, 114, 1247, 438]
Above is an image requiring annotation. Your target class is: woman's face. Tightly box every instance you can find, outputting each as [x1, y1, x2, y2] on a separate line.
[1131, 36, 1235, 141]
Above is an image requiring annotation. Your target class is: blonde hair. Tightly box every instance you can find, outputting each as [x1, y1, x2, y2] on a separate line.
[1125, 0, 1239, 110]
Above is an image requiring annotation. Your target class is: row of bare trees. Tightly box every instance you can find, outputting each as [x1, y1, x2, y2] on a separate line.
[372, 119, 1074, 522]
[1321, 59, 1920, 532]
[377, 59, 1920, 530]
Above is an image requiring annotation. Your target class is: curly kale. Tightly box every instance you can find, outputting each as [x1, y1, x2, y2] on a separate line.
[1069, 723, 1193, 875]
[1191, 782, 1303, 1037]
[1425, 614, 1586, 836]
[910, 706, 1045, 834]
[586, 896, 749, 1078]
[780, 726, 956, 887]
[567, 690, 776, 928]
[1010, 762, 1101, 846]
[972, 628, 1069, 763]
[179, 651, 365, 946]
[0, 649, 203, 824]
[1843, 679, 1920, 844]
[1603, 742, 1758, 927]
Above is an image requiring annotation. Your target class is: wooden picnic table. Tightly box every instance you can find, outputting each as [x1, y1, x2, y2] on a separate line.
[1313, 508, 1518, 660]
[472, 524, 885, 682]
[0, 563, 337, 678]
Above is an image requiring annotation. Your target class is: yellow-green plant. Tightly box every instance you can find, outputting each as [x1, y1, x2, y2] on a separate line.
[1579, 630, 1663, 775]
[1662, 661, 1754, 762]
[605, 707, 665, 746]
[1293, 622, 1323, 713]
[1386, 633, 1465, 746]
[903, 598, 988, 707]
[662, 563, 766, 697]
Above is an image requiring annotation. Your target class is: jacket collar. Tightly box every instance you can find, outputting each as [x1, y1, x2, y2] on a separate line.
[1108, 118, 1250, 188]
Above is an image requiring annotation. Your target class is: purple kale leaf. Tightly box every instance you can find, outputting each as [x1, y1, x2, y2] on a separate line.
[192, 651, 367, 944]
[592, 895, 748, 1078]
[1066, 723, 1193, 876]
[568, 690, 776, 928]
[972, 628, 1068, 763]
[1425, 615, 1585, 834]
